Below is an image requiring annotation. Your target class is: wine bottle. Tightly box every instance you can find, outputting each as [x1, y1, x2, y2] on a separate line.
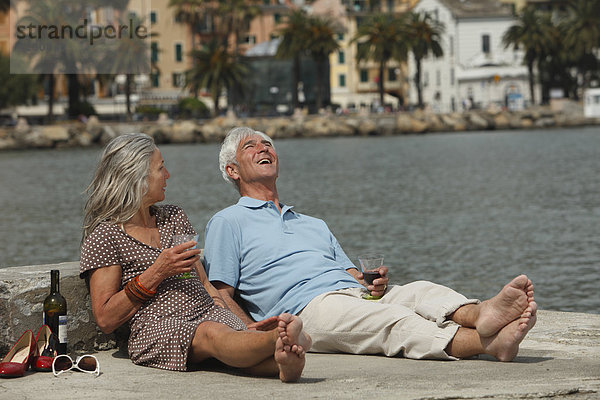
[43, 269, 67, 354]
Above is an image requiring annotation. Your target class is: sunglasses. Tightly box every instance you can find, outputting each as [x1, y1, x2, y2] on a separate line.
[52, 354, 100, 377]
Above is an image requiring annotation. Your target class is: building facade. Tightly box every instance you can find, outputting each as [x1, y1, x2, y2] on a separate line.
[410, 0, 534, 112]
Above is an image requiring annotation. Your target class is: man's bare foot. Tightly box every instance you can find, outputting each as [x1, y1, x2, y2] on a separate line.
[277, 313, 312, 356]
[481, 301, 537, 362]
[274, 336, 305, 382]
[476, 275, 534, 337]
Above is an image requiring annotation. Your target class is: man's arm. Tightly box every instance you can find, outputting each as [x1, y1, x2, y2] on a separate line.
[212, 281, 278, 330]
[212, 281, 254, 325]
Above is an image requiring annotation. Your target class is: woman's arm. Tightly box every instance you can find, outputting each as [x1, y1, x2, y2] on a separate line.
[89, 265, 142, 334]
[89, 242, 200, 334]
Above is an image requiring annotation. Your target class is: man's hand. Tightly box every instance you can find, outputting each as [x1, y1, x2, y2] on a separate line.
[362, 266, 389, 298]
[247, 316, 279, 331]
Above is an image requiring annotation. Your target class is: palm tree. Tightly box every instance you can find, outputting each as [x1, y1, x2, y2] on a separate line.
[276, 9, 311, 110]
[185, 39, 248, 116]
[562, 0, 600, 94]
[305, 15, 340, 111]
[406, 11, 444, 109]
[218, 0, 261, 54]
[107, 16, 156, 120]
[503, 6, 555, 105]
[169, 0, 212, 51]
[353, 13, 409, 108]
[1, 0, 10, 12]
[12, 0, 67, 122]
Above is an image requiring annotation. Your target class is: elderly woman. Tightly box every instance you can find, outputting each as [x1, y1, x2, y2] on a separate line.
[80, 133, 311, 382]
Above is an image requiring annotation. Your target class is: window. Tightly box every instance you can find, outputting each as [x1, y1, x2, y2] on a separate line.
[450, 67, 455, 85]
[274, 13, 281, 23]
[243, 35, 256, 45]
[388, 68, 397, 81]
[151, 42, 158, 62]
[482, 34, 490, 54]
[436, 70, 441, 86]
[339, 74, 346, 87]
[360, 69, 368, 83]
[152, 73, 159, 88]
[172, 72, 185, 88]
[424, 71, 429, 87]
[150, 11, 157, 24]
[449, 35, 454, 57]
[337, 33, 344, 41]
[338, 51, 345, 64]
[175, 43, 183, 62]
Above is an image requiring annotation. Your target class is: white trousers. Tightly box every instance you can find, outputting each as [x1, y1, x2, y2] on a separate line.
[298, 281, 479, 360]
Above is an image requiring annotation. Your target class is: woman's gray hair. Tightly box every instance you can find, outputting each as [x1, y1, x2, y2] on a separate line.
[82, 133, 157, 241]
[219, 126, 274, 189]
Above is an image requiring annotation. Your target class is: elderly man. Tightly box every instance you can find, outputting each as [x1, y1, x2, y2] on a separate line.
[204, 126, 537, 361]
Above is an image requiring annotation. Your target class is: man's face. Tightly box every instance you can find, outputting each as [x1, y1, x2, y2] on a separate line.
[227, 134, 278, 187]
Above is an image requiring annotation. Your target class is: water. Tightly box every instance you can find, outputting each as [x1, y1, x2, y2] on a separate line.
[1, 126, 599, 314]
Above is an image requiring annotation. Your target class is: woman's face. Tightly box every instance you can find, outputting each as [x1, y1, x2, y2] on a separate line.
[143, 148, 170, 206]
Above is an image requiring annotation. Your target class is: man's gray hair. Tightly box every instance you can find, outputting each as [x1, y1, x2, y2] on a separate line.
[219, 126, 275, 188]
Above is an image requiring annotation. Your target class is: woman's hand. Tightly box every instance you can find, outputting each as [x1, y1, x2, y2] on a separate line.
[144, 241, 201, 287]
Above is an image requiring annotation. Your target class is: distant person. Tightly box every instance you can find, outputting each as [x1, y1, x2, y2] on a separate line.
[80, 133, 311, 382]
[204, 127, 537, 362]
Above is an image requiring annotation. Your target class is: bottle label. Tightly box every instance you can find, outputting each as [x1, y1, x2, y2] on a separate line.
[58, 315, 67, 344]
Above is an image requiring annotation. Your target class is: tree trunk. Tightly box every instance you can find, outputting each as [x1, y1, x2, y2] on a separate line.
[315, 60, 325, 112]
[291, 55, 300, 110]
[67, 73, 80, 119]
[125, 74, 132, 121]
[415, 59, 423, 108]
[378, 60, 385, 108]
[213, 92, 220, 117]
[527, 60, 535, 105]
[46, 74, 55, 123]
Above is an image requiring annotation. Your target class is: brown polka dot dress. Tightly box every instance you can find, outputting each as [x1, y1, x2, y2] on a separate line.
[80, 205, 246, 371]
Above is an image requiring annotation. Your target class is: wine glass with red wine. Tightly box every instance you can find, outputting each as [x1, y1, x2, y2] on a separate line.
[358, 253, 384, 300]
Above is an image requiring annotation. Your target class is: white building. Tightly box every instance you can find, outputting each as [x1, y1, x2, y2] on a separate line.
[410, 0, 536, 112]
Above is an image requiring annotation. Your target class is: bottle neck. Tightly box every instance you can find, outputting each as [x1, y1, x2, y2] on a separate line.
[50, 270, 60, 294]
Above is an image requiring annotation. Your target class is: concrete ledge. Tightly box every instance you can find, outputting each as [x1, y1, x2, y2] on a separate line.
[0, 310, 598, 399]
[0, 262, 127, 355]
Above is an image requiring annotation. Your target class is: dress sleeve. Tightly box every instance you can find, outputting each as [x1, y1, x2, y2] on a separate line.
[203, 215, 241, 288]
[80, 224, 123, 278]
[167, 205, 197, 236]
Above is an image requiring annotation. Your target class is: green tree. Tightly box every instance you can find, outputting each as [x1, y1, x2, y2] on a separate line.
[503, 6, 555, 105]
[562, 0, 600, 94]
[0, 53, 39, 110]
[305, 15, 340, 111]
[276, 9, 311, 110]
[107, 16, 155, 120]
[353, 13, 409, 108]
[185, 39, 248, 116]
[218, 0, 261, 54]
[12, 0, 66, 122]
[406, 11, 444, 109]
[1, 0, 10, 12]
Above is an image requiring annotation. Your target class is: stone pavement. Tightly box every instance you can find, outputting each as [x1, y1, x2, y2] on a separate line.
[1, 310, 599, 400]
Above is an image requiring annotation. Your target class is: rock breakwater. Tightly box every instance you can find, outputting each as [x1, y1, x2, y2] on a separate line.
[0, 104, 597, 151]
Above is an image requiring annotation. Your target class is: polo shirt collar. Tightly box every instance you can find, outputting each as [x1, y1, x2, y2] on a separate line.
[237, 196, 295, 213]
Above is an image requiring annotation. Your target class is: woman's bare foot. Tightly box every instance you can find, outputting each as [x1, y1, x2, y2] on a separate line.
[274, 336, 305, 382]
[277, 313, 312, 356]
[481, 301, 537, 362]
[476, 275, 534, 337]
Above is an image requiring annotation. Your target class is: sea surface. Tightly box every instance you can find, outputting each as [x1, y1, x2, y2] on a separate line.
[1, 126, 599, 314]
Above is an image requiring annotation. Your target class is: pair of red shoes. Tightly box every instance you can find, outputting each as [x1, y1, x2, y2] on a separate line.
[0, 325, 58, 378]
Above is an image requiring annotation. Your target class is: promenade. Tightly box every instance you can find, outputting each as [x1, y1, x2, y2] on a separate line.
[1, 263, 599, 399]
[1, 311, 599, 399]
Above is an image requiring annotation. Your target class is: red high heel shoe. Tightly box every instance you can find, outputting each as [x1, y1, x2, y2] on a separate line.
[0, 330, 36, 378]
[32, 325, 57, 372]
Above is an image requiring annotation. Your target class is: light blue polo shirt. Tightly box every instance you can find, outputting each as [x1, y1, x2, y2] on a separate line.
[204, 196, 363, 320]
